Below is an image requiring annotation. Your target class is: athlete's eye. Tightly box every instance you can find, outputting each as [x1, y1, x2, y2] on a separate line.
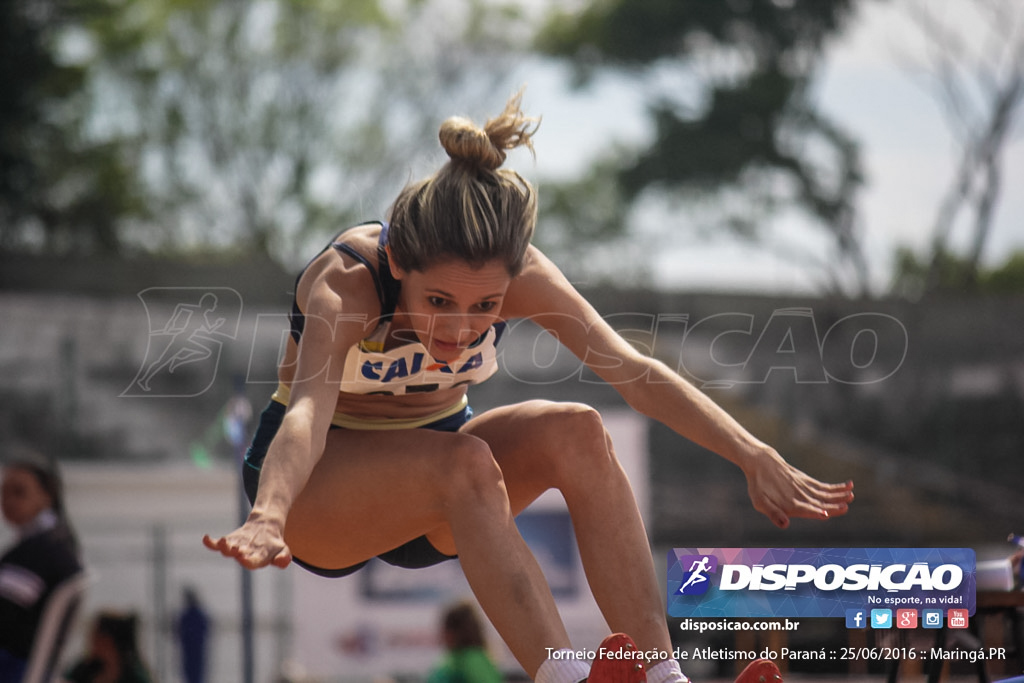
[477, 301, 497, 313]
[427, 296, 448, 308]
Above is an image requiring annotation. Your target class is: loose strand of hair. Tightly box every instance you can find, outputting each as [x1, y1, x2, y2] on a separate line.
[485, 89, 540, 159]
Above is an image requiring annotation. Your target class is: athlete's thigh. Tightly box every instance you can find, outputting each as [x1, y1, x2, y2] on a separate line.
[283, 426, 482, 569]
[460, 399, 599, 514]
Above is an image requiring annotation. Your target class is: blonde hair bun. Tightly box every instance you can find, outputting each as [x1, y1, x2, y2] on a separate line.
[387, 88, 539, 275]
[439, 89, 539, 171]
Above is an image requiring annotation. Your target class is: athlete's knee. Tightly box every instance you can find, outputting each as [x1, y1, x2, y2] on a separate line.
[544, 403, 623, 484]
[441, 435, 507, 506]
[565, 401, 606, 435]
[550, 402, 610, 455]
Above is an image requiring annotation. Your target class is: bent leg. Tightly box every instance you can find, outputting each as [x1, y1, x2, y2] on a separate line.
[282, 426, 570, 676]
[460, 401, 673, 656]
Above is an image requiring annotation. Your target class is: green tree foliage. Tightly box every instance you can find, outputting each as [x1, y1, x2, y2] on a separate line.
[0, 0, 56, 229]
[75, 0, 525, 264]
[2, 0, 528, 263]
[0, 0, 145, 255]
[536, 0, 870, 293]
[892, 246, 1024, 297]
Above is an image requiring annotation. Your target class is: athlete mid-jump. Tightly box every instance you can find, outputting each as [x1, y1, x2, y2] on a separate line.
[204, 89, 853, 683]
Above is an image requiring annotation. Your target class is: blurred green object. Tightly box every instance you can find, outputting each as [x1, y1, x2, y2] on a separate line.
[189, 443, 212, 469]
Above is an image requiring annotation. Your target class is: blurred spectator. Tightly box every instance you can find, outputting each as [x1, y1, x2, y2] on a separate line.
[427, 600, 503, 683]
[177, 586, 210, 683]
[0, 450, 83, 681]
[64, 611, 153, 683]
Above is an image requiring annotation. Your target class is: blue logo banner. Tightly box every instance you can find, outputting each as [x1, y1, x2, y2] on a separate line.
[667, 548, 976, 618]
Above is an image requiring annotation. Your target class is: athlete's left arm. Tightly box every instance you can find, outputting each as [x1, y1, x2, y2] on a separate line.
[505, 247, 853, 529]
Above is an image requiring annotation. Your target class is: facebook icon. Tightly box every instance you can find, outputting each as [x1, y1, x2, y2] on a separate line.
[846, 609, 867, 629]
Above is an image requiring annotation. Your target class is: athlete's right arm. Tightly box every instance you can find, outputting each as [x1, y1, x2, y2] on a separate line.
[204, 264, 375, 569]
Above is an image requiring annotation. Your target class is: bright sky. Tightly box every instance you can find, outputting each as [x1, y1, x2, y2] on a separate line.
[511, 0, 1024, 295]
[817, 0, 1024, 294]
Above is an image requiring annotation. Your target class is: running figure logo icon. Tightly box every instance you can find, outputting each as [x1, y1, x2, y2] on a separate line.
[124, 287, 243, 397]
[676, 555, 718, 595]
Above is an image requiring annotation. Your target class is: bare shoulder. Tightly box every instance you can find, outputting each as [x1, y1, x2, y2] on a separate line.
[296, 223, 383, 321]
[501, 245, 638, 368]
[333, 222, 383, 256]
[501, 245, 594, 320]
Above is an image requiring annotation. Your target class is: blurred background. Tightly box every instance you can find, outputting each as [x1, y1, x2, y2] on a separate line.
[1, 0, 1022, 681]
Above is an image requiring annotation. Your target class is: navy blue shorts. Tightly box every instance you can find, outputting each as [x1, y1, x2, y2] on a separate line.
[243, 399, 470, 578]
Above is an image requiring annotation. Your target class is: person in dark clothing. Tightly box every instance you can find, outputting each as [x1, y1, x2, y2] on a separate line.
[65, 611, 154, 683]
[0, 451, 83, 682]
[178, 586, 211, 683]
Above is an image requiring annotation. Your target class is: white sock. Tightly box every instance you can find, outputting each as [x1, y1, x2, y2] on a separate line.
[535, 649, 591, 683]
[647, 658, 689, 683]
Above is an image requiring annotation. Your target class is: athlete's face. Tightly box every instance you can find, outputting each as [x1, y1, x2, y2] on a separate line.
[1, 466, 53, 528]
[390, 255, 511, 363]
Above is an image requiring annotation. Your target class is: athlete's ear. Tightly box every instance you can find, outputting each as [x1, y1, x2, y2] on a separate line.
[385, 246, 406, 280]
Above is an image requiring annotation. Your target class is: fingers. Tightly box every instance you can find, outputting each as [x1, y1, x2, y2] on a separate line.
[753, 469, 855, 527]
[787, 477, 855, 520]
[787, 498, 837, 521]
[202, 531, 291, 570]
[203, 533, 250, 566]
[771, 512, 790, 530]
[271, 547, 293, 569]
[806, 478, 855, 515]
[757, 498, 790, 530]
[203, 533, 241, 559]
[811, 479, 855, 504]
[757, 507, 790, 529]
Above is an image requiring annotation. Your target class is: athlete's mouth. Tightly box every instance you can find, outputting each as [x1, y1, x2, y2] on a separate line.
[432, 338, 463, 353]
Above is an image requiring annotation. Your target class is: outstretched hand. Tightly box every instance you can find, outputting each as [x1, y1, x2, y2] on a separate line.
[743, 448, 854, 529]
[203, 515, 293, 570]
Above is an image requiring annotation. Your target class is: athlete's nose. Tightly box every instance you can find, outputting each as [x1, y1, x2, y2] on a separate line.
[434, 313, 479, 346]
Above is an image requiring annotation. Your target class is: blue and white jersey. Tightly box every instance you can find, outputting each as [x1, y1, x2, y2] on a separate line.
[338, 322, 505, 396]
[290, 223, 505, 397]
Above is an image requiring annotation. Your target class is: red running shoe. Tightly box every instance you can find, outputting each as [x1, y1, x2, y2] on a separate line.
[587, 633, 647, 683]
[734, 659, 783, 683]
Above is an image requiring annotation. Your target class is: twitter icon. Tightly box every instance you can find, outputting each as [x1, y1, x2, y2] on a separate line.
[871, 609, 893, 629]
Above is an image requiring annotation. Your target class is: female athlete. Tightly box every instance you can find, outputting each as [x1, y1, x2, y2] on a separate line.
[204, 90, 854, 683]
